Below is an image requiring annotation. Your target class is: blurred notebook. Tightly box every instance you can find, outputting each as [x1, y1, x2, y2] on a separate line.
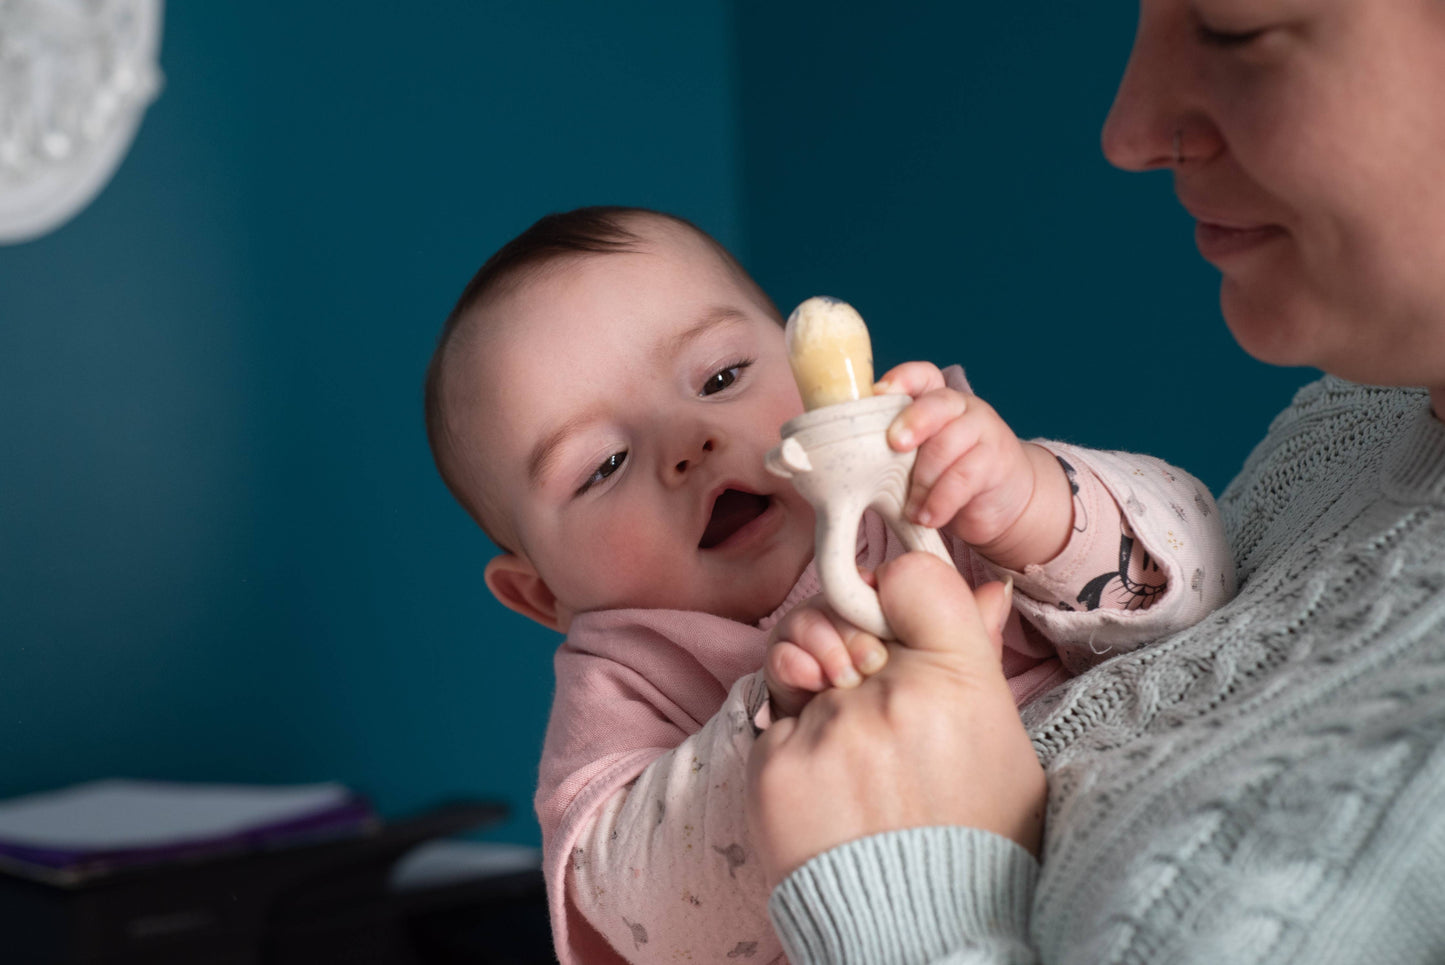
[0, 779, 376, 886]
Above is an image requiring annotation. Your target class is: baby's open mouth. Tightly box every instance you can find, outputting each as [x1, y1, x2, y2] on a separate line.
[699, 489, 771, 549]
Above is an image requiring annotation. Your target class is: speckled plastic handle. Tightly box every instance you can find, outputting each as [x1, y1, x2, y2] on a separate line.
[766, 394, 953, 639]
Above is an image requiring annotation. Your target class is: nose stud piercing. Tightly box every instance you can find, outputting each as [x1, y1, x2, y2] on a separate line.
[1173, 128, 1184, 165]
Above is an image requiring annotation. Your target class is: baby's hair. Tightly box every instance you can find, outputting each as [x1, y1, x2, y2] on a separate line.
[423, 205, 778, 551]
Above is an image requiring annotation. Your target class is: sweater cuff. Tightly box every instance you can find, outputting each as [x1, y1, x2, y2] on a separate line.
[768, 827, 1038, 965]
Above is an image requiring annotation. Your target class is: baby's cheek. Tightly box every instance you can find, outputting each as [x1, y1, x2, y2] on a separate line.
[585, 513, 694, 609]
[760, 381, 805, 428]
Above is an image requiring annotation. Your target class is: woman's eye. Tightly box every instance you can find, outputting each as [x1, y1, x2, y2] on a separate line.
[577, 451, 626, 495]
[1194, 21, 1267, 48]
[701, 360, 752, 397]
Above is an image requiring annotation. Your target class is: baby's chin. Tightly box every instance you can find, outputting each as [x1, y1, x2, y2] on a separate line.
[710, 565, 814, 627]
[574, 581, 793, 626]
[689, 604, 776, 628]
[590, 540, 814, 626]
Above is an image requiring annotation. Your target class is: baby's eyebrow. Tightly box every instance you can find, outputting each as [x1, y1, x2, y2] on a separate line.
[528, 412, 599, 488]
[659, 306, 750, 361]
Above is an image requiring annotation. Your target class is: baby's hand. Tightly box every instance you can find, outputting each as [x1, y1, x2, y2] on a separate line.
[764, 596, 888, 719]
[876, 361, 1070, 571]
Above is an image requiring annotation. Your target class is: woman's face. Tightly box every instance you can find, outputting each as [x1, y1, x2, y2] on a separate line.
[1102, 0, 1445, 388]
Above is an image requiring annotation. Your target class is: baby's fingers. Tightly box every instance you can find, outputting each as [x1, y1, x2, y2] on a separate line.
[785, 609, 860, 687]
[887, 387, 970, 453]
[874, 360, 945, 399]
[780, 606, 888, 684]
[907, 412, 992, 520]
[914, 445, 1006, 530]
[767, 641, 828, 697]
[765, 641, 824, 720]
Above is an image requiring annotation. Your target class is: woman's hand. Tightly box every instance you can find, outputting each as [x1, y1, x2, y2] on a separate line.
[746, 552, 1046, 888]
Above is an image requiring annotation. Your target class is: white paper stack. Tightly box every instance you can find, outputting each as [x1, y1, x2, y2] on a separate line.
[0, 779, 375, 885]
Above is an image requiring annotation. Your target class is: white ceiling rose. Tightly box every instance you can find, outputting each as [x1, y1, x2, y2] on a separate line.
[0, 0, 163, 244]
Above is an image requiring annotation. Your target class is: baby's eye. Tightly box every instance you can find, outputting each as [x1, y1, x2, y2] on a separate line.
[701, 360, 753, 397]
[577, 451, 627, 495]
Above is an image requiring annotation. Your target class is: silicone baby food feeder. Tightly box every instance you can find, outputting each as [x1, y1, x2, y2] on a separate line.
[765, 297, 952, 639]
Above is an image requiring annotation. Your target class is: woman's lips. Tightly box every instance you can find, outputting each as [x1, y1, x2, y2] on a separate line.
[1193, 220, 1287, 261]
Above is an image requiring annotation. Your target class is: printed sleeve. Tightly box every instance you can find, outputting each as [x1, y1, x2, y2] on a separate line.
[996, 442, 1237, 674]
[568, 671, 784, 964]
[769, 827, 1040, 965]
[1021, 453, 1167, 613]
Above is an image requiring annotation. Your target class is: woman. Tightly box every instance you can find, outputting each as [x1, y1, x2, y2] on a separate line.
[747, 2, 1445, 962]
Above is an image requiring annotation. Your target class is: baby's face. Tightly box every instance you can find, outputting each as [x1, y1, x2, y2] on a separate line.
[460, 223, 815, 628]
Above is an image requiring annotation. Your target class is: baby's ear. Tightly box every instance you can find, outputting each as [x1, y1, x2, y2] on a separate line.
[484, 554, 568, 633]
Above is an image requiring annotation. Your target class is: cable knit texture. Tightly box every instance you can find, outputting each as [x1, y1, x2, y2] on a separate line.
[770, 376, 1445, 964]
[771, 828, 1038, 965]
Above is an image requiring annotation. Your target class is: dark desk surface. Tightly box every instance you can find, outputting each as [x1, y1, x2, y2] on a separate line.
[1, 800, 555, 965]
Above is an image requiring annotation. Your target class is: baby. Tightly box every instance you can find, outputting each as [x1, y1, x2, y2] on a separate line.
[424, 206, 1235, 965]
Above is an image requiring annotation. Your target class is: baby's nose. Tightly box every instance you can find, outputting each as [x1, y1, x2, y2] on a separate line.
[672, 438, 716, 477]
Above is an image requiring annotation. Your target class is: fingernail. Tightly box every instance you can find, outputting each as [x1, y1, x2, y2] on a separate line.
[874, 379, 893, 394]
[1003, 575, 1014, 610]
[891, 426, 913, 449]
[916, 508, 934, 527]
[858, 647, 886, 675]
[835, 666, 862, 688]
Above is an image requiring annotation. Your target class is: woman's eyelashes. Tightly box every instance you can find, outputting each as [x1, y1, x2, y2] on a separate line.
[700, 359, 753, 397]
[1193, 16, 1268, 48]
[576, 450, 627, 496]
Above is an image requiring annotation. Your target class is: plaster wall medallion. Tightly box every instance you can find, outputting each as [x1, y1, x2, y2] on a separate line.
[0, 0, 163, 244]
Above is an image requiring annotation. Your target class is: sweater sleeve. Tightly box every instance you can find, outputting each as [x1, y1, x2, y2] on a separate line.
[996, 442, 1237, 674]
[769, 827, 1040, 965]
[568, 670, 785, 964]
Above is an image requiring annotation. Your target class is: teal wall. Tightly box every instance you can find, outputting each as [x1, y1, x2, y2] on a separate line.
[734, 4, 1316, 492]
[1, 4, 1316, 848]
[0, 3, 741, 846]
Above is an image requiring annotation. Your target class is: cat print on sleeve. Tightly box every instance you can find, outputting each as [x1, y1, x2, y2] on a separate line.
[1056, 456, 1167, 612]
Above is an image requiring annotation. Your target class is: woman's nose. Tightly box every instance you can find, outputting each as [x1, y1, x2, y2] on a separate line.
[1101, 44, 1175, 172]
[1100, 7, 1221, 173]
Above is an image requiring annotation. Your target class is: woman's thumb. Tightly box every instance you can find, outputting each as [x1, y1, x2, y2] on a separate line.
[877, 552, 996, 659]
[971, 576, 1013, 659]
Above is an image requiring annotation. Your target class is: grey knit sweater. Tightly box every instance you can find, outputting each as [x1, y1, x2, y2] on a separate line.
[770, 376, 1445, 964]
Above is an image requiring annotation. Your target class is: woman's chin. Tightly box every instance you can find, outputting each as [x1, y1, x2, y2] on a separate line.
[1219, 280, 1333, 372]
[1224, 281, 1445, 386]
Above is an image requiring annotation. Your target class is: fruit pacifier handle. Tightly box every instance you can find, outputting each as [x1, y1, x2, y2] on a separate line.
[770, 297, 953, 639]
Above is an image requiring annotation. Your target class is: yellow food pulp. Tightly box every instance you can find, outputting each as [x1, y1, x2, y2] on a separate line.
[785, 296, 875, 410]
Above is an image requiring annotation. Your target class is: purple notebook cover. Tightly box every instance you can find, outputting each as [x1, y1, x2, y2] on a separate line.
[0, 793, 376, 887]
